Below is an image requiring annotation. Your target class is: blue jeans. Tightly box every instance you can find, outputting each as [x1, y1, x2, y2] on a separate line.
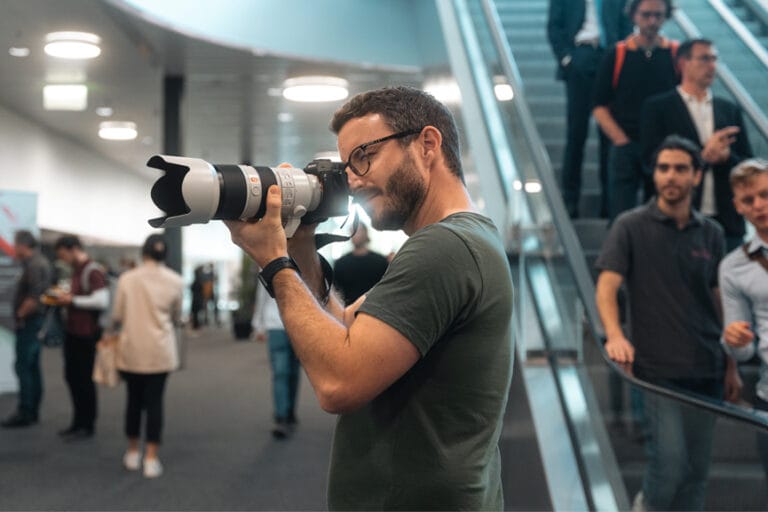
[15, 315, 45, 418]
[267, 330, 300, 421]
[641, 382, 721, 510]
[608, 141, 644, 221]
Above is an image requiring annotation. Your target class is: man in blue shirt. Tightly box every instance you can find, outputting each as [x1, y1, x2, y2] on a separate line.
[718, 158, 768, 476]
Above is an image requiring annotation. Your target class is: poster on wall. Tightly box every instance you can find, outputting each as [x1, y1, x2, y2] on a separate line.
[0, 190, 38, 393]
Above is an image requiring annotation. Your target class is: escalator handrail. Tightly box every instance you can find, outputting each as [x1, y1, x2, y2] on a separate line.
[742, 0, 768, 29]
[480, 0, 768, 431]
[478, 0, 605, 340]
[674, 7, 768, 140]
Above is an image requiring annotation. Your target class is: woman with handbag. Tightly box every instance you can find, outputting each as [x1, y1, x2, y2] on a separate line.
[111, 234, 183, 478]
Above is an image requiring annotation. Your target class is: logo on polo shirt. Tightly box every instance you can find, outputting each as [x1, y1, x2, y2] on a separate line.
[690, 248, 712, 260]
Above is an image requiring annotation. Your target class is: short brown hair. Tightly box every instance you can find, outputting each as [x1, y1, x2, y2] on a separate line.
[730, 158, 768, 188]
[330, 86, 463, 180]
[625, 0, 674, 18]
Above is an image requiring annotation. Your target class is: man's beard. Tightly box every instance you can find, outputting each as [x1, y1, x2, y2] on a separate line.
[370, 155, 427, 231]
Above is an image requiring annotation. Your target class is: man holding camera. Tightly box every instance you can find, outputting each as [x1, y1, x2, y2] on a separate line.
[225, 86, 514, 510]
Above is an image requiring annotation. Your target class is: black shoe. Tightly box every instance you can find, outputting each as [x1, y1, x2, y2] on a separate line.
[271, 420, 290, 440]
[63, 427, 94, 442]
[1, 412, 36, 428]
[58, 425, 79, 437]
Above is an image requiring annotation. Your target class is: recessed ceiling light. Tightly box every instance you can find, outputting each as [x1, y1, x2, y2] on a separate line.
[44, 31, 101, 60]
[277, 112, 294, 123]
[9, 47, 30, 57]
[43, 84, 87, 111]
[282, 76, 349, 103]
[494, 83, 514, 102]
[95, 106, 113, 117]
[524, 180, 542, 194]
[99, 121, 137, 141]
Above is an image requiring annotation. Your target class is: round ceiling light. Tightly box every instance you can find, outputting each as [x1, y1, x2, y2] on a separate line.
[282, 76, 349, 103]
[44, 31, 101, 60]
[99, 121, 137, 141]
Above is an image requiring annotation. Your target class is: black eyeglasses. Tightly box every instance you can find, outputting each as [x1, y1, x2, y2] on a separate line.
[343, 128, 423, 177]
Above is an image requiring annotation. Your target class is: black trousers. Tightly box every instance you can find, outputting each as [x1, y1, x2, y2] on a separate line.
[63, 333, 99, 430]
[120, 371, 168, 443]
[561, 45, 609, 218]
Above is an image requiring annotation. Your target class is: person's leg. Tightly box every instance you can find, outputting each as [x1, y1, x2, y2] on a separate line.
[608, 141, 642, 221]
[121, 371, 142, 470]
[673, 401, 717, 510]
[641, 391, 688, 510]
[287, 341, 301, 424]
[62, 334, 84, 430]
[268, 329, 293, 438]
[561, 50, 594, 218]
[80, 337, 98, 432]
[15, 316, 43, 420]
[753, 397, 768, 494]
[143, 372, 168, 447]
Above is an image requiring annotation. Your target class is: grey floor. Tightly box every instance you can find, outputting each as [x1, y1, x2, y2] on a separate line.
[0, 326, 335, 511]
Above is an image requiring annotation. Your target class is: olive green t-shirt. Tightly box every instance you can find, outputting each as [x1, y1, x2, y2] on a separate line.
[327, 212, 514, 511]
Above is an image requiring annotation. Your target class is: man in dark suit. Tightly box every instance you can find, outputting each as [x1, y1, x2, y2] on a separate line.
[548, 0, 632, 218]
[641, 38, 752, 250]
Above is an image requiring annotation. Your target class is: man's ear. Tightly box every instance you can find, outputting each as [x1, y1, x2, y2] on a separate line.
[419, 126, 442, 163]
[693, 168, 703, 187]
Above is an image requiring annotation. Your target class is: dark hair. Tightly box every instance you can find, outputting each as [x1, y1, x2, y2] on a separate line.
[625, 0, 673, 18]
[142, 234, 167, 262]
[330, 86, 463, 180]
[14, 230, 38, 249]
[54, 235, 82, 251]
[676, 38, 713, 64]
[651, 135, 703, 171]
[730, 158, 768, 188]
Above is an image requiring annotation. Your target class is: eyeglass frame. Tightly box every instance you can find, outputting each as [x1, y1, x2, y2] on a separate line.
[637, 10, 666, 20]
[342, 128, 423, 177]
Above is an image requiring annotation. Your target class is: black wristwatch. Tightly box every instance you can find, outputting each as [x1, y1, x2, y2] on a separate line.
[259, 257, 300, 298]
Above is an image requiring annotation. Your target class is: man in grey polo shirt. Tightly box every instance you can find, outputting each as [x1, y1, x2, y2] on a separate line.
[595, 135, 741, 510]
[718, 158, 768, 477]
[2, 230, 52, 428]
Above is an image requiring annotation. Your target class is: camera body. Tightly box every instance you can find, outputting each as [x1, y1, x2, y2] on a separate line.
[147, 155, 349, 236]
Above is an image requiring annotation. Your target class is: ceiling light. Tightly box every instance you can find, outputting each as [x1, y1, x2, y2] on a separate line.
[423, 79, 461, 104]
[95, 106, 113, 117]
[99, 121, 137, 141]
[43, 84, 87, 111]
[524, 180, 542, 194]
[282, 76, 349, 102]
[9, 47, 30, 57]
[494, 84, 514, 102]
[44, 31, 101, 60]
[277, 112, 293, 123]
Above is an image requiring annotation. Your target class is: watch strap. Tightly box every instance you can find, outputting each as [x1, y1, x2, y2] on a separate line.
[259, 257, 300, 298]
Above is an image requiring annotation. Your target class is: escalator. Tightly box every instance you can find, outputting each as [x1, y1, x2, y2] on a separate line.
[436, 0, 768, 509]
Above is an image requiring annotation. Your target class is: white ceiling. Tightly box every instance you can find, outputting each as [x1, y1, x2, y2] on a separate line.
[0, 0, 429, 180]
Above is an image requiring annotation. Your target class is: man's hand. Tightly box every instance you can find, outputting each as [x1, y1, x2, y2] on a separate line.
[702, 126, 739, 164]
[604, 334, 635, 364]
[723, 321, 754, 348]
[224, 185, 288, 268]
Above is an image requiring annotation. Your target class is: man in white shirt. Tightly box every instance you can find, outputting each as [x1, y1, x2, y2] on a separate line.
[641, 38, 753, 251]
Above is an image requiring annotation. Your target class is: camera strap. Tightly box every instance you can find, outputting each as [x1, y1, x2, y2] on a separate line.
[314, 210, 360, 249]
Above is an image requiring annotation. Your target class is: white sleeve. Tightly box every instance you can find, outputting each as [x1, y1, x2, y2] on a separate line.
[72, 288, 110, 311]
[719, 264, 755, 362]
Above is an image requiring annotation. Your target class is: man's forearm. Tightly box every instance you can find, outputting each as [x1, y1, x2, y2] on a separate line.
[272, 268, 351, 402]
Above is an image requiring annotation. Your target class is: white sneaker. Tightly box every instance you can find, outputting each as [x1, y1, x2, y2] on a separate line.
[123, 450, 141, 471]
[632, 491, 646, 512]
[143, 457, 163, 478]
